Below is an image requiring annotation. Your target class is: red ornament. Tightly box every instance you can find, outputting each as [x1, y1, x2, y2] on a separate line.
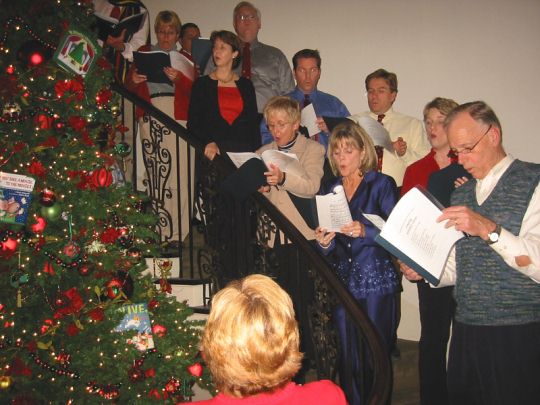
[127, 366, 145, 383]
[55, 351, 71, 366]
[40, 319, 53, 334]
[1, 238, 18, 252]
[96, 88, 112, 105]
[148, 389, 161, 400]
[6, 65, 15, 74]
[144, 368, 156, 378]
[31, 216, 47, 233]
[152, 324, 167, 337]
[63, 241, 80, 258]
[164, 377, 180, 393]
[68, 115, 87, 132]
[148, 298, 159, 311]
[39, 188, 56, 206]
[78, 262, 94, 276]
[34, 114, 54, 129]
[105, 278, 123, 299]
[187, 362, 203, 378]
[90, 167, 113, 188]
[43, 261, 55, 275]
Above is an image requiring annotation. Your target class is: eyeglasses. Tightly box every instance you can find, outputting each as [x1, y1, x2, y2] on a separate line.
[267, 122, 291, 131]
[448, 125, 492, 158]
[237, 14, 258, 21]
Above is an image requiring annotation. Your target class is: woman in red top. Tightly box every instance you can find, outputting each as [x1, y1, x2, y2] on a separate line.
[184, 274, 347, 405]
[188, 30, 260, 161]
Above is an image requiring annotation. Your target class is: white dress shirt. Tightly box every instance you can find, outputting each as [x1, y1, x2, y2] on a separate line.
[349, 108, 430, 186]
[438, 155, 540, 286]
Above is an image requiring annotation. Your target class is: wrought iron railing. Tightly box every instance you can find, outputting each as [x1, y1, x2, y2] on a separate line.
[112, 83, 392, 405]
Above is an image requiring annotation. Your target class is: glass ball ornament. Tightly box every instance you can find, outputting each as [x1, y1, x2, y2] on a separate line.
[39, 188, 56, 207]
[40, 203, 62, 222]
[113, 141, 132, 158]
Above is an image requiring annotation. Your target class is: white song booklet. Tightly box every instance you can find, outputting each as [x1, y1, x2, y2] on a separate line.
[365, 186, 465, 286]
[315, 185, 353, 232]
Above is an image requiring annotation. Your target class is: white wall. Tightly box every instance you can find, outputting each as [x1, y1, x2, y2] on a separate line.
[146, 0, 540, 340]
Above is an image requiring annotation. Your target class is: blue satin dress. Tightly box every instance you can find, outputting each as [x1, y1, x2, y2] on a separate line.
[318, 170, 399, 405]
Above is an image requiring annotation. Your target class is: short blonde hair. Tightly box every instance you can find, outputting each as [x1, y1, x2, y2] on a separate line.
[154, 10, 181, 34]
[328, 120, 377, 176]
[201, 274, 302, 398]
[263, 96, 301, 125]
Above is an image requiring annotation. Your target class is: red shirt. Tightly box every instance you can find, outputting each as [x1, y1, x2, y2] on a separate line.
[218, 86, 243, 125]
[186, 380, 347, 405]
[401, 149, 439, 196]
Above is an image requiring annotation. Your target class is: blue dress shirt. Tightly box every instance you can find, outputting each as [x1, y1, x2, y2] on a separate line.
[260, 87, 350, 150]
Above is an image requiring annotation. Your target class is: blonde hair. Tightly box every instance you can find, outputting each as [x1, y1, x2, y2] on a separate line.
[328, 120, 377, 176]
[263, 96, 301, 125]
[201, 274, 302, 398]
[154, 10, 181, 34]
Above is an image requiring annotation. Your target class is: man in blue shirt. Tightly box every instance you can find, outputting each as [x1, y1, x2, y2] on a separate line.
[260, 49, 350, 150]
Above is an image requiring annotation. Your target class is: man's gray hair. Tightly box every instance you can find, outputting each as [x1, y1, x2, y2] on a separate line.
[233, 1, 261, 19]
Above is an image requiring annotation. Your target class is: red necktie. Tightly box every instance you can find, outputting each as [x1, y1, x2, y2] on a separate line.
[303, 93, 311, 108]
[375, 114, 385, 172]
[242, 42, 251, 79]
[110, 5, 122, 20]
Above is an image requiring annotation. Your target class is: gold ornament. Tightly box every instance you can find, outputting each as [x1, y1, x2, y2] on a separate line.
[0, 375, 12, 389]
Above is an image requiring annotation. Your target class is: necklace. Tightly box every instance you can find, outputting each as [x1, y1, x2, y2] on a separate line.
[215, 72, 235, 84]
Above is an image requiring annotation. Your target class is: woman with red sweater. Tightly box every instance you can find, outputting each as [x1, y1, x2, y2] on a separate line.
[185, 274, 347, 405]
[125, 10, 195, 246]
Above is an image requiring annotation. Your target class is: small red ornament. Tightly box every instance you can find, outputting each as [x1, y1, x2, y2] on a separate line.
[6, 65, 15, 74]
[148, 389, 161, 400]
[90, 167, 113, 188]
[96, 88, 112, 105]
[63, 241, 80, 258]
[144, 368, 156, 378]
[55, 351, 71, 366]
[40, 319, 53, 334]
[39, 188, 56, 206]
[105, 278, 123, 299]
[43, 261, 55, 275]
[78, 262, 94, 276]
[187, 362, 203, 378]
[127, 366, 145, 383]
[164, 377, 180, 393]
[152, 324, 167, 337]
[1, 238, 18, 252]
[148, 298, 159, 311]
[31, 216, 47, 233]
[34, 114, 54, 130]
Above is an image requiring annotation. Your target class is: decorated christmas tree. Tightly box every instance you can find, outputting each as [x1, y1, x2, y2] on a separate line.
[0, 1, 212, 402]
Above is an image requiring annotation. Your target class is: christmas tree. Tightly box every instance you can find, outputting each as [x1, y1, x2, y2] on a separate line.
[0, 1, 212, 402]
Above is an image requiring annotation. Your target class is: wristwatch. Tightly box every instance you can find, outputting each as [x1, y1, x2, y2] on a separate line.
[487, 224, 502, 244]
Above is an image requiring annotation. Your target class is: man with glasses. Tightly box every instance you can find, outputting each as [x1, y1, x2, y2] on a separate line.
[204, 1, 294, 113]
[401, 101, 540, 405]
[260, 49, 350, 150]
[349, 68, 430, 188]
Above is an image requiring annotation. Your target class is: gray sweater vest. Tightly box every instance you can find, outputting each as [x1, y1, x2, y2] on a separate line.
[452, 160, 540, 325]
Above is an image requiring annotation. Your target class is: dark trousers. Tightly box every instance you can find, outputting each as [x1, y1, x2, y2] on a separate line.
[448, 320, 540, 405]
[417, 282, 454, 405]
